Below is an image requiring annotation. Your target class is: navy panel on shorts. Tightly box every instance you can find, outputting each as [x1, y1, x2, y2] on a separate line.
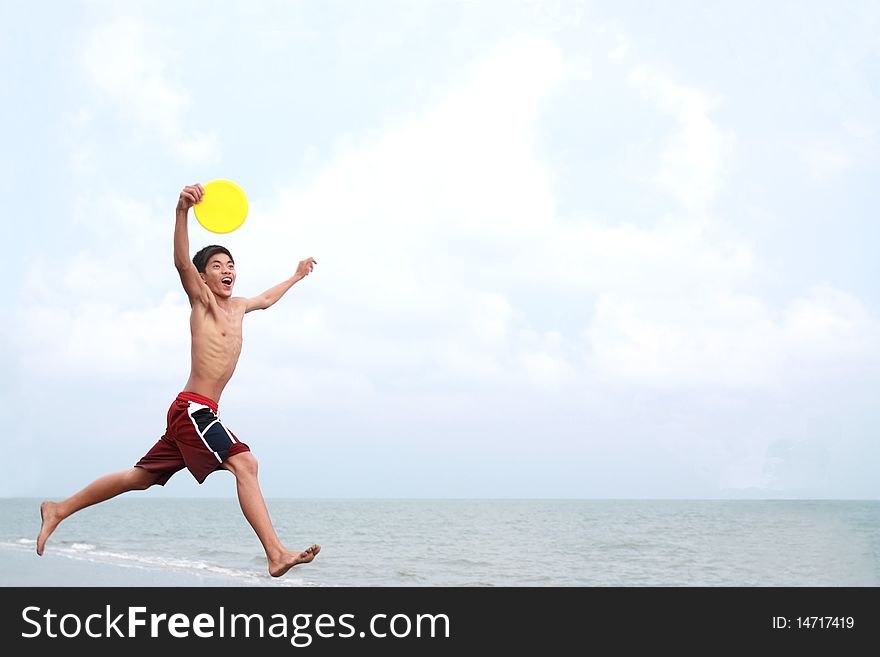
[186, 404, 236, 462]
[190, 407, 217, 433]
[202, 422, 234, 461]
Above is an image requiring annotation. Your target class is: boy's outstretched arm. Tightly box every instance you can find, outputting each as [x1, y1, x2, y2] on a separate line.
[245, 257, 317, 313]
[174, 183, 210, 306]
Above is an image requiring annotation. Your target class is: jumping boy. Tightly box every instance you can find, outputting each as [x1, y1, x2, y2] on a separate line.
[36, 182, 320, 578]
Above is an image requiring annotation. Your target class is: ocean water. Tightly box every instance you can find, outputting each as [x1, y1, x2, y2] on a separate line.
[1, 498, 878, 587]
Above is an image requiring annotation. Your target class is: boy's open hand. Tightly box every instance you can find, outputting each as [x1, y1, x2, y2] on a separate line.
[296, 257, 317, 280]
[177, 183, 205, 212]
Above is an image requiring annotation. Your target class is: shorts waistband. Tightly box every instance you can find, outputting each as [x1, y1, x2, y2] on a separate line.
[177, 391, 218, 413]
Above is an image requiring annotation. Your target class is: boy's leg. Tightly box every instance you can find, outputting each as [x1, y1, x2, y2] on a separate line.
[223, 452, 319, 577]
[36, 467, 162, 555]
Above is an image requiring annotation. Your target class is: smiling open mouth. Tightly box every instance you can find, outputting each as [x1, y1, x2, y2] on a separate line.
[221, 277, 233, 286]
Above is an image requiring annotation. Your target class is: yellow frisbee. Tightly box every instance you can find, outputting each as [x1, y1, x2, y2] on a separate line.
[193, 179, 249, 233]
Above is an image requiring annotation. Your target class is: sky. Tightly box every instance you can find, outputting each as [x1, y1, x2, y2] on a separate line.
[1, 0, 878, 499]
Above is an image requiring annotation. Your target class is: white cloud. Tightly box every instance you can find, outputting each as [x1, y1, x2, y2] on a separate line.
[81, 11, 219, 163]
[630, 66, 734, 215]
[804, 143, 852, 180]
[18, 294, 189, 380]
[781, 285, 877, 361]
[229, 36, 569, 392]
[585, 285, 880, 389]
[13, 191, 190, 382]
[519, 334, 578, 389]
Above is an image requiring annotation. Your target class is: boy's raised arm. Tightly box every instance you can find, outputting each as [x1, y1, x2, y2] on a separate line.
[245, 257, 317, 313]
[174, 183, 210, 306]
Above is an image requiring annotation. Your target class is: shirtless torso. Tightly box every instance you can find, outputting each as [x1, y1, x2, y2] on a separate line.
[185, 293, 246, 403]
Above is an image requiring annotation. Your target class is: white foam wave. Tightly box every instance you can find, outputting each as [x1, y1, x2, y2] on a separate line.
[70, 542, 96, 551]
[1, 539, 314, 587]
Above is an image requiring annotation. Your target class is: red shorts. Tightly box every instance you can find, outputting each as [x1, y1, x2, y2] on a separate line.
[134, 392, 250, 485]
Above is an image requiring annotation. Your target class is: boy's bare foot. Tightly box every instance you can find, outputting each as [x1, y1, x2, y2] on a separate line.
[37, 501, 62, 556]
[269, 544, 321, 578]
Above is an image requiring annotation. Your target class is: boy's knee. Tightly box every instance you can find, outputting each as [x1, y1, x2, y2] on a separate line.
[130, 468, 159, 490]
[227, 452, 258, 478]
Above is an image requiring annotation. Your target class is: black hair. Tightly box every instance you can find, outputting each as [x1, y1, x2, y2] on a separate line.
[192, 245, 234, 273]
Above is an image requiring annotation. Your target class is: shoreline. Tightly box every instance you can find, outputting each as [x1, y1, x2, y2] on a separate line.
[0, 546, 282, 587]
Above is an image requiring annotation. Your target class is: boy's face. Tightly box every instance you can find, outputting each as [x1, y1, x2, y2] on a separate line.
[201, 254, 236, 298]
